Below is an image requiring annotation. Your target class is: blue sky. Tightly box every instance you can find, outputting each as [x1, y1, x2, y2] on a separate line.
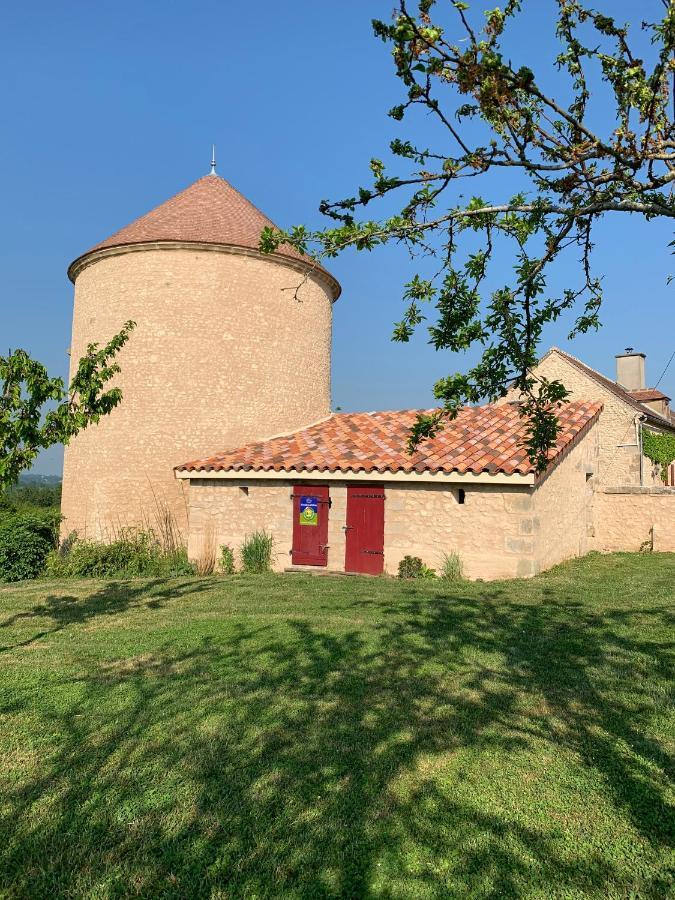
[2, 0, 673, 475]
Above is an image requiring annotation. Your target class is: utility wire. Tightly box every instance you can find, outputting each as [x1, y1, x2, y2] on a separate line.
[654, 349, 675, 388]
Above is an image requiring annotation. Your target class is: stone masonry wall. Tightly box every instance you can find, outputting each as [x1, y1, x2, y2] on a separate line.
[61, 246, 334, 540]
[532, 421, 599, 573]
[186, 477, 546, 580]
[382, 482, 537, 579]
[187, 479, 351, 573]
[595, 488, 675, 552]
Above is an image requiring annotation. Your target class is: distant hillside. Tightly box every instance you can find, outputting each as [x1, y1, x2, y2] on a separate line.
[18, 474, 62, 487]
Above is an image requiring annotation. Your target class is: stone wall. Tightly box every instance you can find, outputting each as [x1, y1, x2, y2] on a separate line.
[61, 245, 334, 540]
[382, 482, 537, 579]
[186, 468, 591, 581]
[531, 420, 599, 573]
[188, 479, 295, 569]
[188, 479, 351, 573]
[595, 487, 675, 552]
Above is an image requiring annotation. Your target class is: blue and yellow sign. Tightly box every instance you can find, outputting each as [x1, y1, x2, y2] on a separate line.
[299, 496, 318, 526]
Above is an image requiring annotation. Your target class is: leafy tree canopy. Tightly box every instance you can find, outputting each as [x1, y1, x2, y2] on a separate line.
[261, 0, 675, 471]
[1, 322, 135, 492]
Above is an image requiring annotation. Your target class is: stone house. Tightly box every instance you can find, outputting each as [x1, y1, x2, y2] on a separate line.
[504, 346, 675, 556]
[61, 168, 675, 578]
[178, 345, 675, 579]
[517, 347, 674, 488]
[176, 402, 603, 580]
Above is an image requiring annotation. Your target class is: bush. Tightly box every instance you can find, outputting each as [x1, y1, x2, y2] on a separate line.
[399, 555, 423, 579]
[439, 551, 464, 581]
[45, 530, 195, 579]
[0, 514, 54, 582]
[0, 492, 61, 543]
[398, 555, 436, 579]
[240, 531, 274, 574]
[219, 545, 235, 575]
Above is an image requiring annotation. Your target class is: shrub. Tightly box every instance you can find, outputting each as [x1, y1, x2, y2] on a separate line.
[0, 514, 53, 582]
[45, 530, 195, 579]
[399, 555, 423, 579]
[219, 545, 235, 575]
[439, 551, 464, 581]
[162, 547, 196, 575]
[240, 530, 274, 574]
[398, 555, 436, 579]
[0, 493, 61, 544]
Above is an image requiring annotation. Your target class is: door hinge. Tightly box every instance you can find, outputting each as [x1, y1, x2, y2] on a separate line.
[362, 549, 384, 555]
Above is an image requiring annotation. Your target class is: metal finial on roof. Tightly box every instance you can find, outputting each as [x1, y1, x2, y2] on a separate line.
[210, 144, 217, 176]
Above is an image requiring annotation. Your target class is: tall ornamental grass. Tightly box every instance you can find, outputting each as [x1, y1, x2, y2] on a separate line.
[240, 531, 274, 574]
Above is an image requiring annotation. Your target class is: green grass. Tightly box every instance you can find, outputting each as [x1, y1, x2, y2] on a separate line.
[0, 553, 673, 898]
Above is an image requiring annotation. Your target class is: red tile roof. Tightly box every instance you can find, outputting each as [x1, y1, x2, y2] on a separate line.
[68, 174, 339, 293]
[177, 401, 602, 478]
[628, 388, 671, 402]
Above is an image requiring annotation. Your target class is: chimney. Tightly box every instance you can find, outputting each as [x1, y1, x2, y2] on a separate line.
[615, 348, 646, 391]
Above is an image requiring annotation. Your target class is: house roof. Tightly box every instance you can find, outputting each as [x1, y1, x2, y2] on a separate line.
[544, 347, 675, 430]
[176, 401, 602, 479]
[68, 174, 339, 294]
[628, 388, 671, 403]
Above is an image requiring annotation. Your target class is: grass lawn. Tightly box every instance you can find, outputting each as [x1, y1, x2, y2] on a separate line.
[0, 553, 673, 899]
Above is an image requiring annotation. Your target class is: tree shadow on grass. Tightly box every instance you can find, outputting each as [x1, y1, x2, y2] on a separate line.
[0, 577, 673, 897]
[0, 578, 215, 653]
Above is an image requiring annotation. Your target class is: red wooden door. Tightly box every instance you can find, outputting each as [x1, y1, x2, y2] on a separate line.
[292, 486, 330, 566]
[345, 486, 385, 575]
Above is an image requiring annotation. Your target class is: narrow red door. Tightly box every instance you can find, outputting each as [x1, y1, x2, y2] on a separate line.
[292, 486, 330, 566]
[345, 486, 385, 575]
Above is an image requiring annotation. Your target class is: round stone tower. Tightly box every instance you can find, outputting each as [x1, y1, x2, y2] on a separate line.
[61, 173, 340, 539]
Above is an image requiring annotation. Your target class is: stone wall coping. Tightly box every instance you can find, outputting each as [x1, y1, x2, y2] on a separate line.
[602, 485, 675, 495]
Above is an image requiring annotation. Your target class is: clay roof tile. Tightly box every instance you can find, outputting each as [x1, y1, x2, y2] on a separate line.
[68, 174, 339, 294]
[177, 401, 603, 479]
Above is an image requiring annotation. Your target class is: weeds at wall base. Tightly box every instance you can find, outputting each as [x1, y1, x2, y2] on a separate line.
[45, 530, 196, 579]
[240, 531, 274, 574]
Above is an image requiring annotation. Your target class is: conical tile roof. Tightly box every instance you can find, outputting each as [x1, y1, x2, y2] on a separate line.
[68, 174, 339, 294]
